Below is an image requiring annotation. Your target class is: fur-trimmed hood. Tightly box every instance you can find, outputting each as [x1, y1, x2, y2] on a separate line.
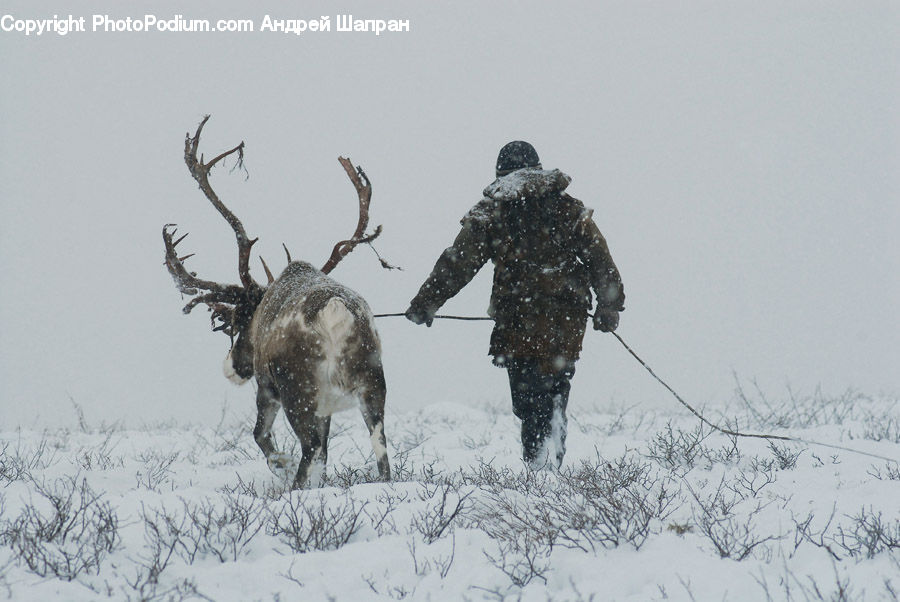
[482, 168, 572, 202]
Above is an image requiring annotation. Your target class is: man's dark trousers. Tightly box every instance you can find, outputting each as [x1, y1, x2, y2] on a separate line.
[506, 358, 574, 468]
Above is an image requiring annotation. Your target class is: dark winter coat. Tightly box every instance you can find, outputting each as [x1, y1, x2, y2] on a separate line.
[409, 168, 625, 371]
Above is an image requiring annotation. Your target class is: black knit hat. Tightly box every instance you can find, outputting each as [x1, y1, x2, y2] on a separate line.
[496, 141, 541, 176]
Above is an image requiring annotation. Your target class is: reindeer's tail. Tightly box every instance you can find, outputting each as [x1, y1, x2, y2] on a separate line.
[315, 297, 356, 346]
[311, 297, 361, 416]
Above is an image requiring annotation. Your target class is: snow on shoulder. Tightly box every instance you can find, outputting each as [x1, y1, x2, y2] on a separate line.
[482, 167, 572, 202]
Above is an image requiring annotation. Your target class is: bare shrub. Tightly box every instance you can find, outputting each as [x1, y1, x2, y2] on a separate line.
[645, 422, 710, 471]
[474, 493, 555, 587]
[791, 508, 841, 560]
[408, 533, 456, 579]
[390, 446, 443, 484]
[183, 493, 267, 562]
[195, 412, 256, 467]
[0, 554, 10, 599]
[754, 560, 857, 602]
[279, 558, 305, 590]
[364, 488, 408, 537]
[811, 453, 842, 468]
[859, 412, 900, 444]
[362, 571, 416, 600]
[396, 425, 430, 456]
[1, 437, 60, 485]
[689, 479, 781, 560]
[3, 477, 119, 580]
[76, 432, 124, 471]
[551, 455, 679, 552]
[140, 493, 266, 565]
[217, 474, 287, 500]
[483, 529, 552, 588]
[749, 455, 777, 473]
[420, 460, 449, 484]
[0, 443, 29, 486]
[456, 459, 554, 495]
[699, 434, 742, 466]
[123, 503, 211, 602]
[324, 462, 380, 489]
[390, 448, 416, 483]
[734, 378, 862, 429]
[791, 506, 900, 561]
[133, 502, 183, 591]
[867, 463, 900, 481]
[833, 507, 900, 559]
[69, 396, 90, 433]
[134, 451, 179, 492]
[470, 454, 678, 587]
[468, 473, 557, 587]
[767, 442, 804, 470]
[460, 431, 492, 450]
[122, 572, 211, 602]
[267, 492, 367, 553]
[725, 466, 776, 499]
[570, 402, 643, 437]
[468, 454, 677, 560]
[410, 482, 473, 543]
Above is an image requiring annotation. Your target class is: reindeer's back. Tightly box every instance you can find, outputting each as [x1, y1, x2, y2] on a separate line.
[249, 262, 383, 413]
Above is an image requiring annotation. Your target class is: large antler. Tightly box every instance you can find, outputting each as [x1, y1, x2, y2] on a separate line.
[163, 115, 263, 337]
[183, 115, 260, 291]
[320, 157, 397, 274]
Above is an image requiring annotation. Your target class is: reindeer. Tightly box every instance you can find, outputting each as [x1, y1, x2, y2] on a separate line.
[163, 116, 391, 489]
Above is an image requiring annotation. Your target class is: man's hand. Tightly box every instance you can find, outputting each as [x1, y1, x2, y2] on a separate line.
[405, 305, 435, 327]
[593, 308, 619, 332]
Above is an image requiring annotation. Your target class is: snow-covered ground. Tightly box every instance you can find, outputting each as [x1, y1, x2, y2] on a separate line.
[1, 390, 898, 601]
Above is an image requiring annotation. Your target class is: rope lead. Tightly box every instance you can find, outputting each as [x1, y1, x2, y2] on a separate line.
[373, 312, 898, 464]
[373, 312, 492, 321]
[610, 331, 898, 464]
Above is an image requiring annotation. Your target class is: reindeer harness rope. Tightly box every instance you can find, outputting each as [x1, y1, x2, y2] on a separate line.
[374, 312, 898, 464]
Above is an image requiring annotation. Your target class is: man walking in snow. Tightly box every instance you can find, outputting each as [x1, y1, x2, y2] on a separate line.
[405, 141, 625, 469]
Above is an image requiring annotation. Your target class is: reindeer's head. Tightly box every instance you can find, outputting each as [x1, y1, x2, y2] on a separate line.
[163, 115, 393, 385]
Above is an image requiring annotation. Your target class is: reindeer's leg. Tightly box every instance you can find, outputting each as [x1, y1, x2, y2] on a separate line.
[253, 383, 280, 459]
[316, 416, 332, 466]
[360, 373, 390, 481]
[281, 393, 326, 489]
[255, 382, 295, 477]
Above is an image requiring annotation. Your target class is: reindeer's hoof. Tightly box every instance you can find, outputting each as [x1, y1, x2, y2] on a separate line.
[266, 453, 298, 480]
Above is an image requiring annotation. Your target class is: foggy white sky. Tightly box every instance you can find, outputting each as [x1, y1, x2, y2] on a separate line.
[1, 1, 898, 429]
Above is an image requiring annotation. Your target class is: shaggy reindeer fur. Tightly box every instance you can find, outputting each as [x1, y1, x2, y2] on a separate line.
[228, 261, 389, 489]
